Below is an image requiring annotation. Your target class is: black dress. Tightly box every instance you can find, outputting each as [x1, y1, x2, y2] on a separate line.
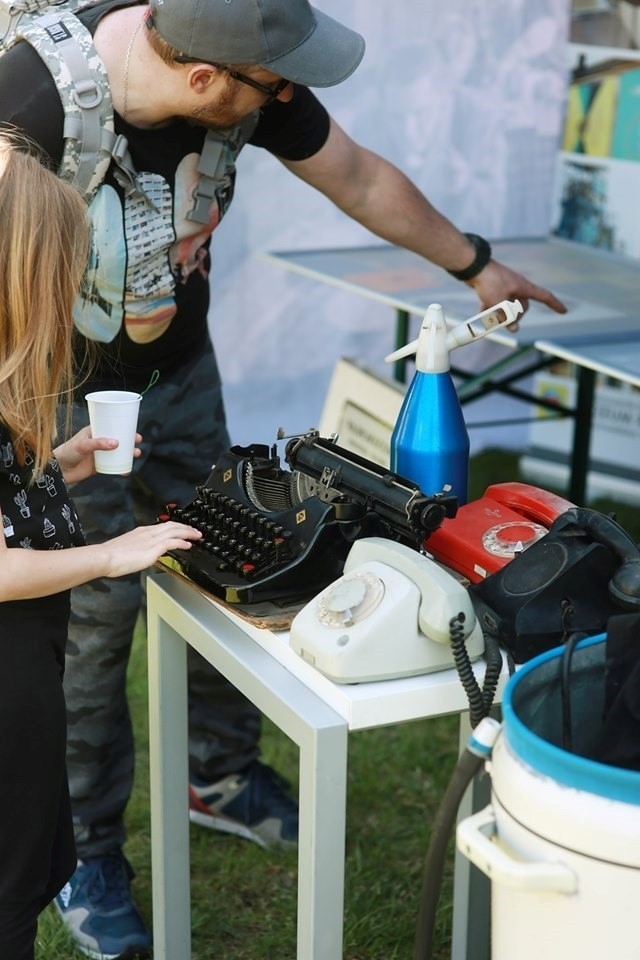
[0, 425, 85, 960]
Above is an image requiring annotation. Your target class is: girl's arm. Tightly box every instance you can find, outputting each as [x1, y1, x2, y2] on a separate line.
[0, 514, 202, 601]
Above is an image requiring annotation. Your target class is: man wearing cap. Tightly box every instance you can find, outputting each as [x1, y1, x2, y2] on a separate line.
[0, 0, 566, 956]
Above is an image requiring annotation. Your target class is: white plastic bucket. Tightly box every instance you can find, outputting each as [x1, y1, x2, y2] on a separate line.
[457, 634, 640, 960]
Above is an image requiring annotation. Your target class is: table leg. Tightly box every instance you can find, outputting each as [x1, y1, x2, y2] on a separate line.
[147, 580, 192, 960]
[451, 712, 491, 960]
[147, 571, 349, 960]
[394, 309, 411, 383]
[297, 723, 348, 958]
[568, 366, 596, 505]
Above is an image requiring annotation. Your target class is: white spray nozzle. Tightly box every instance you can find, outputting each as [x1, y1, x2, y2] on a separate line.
[445, 299, 523, 350]
[385, 303, 448, 369]
[384, 299, 523, 374]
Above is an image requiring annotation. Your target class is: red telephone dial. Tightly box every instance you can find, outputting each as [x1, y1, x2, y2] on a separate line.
[425, 481, 575, 583]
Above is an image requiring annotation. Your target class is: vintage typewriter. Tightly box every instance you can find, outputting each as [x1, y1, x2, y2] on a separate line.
[158, 431, 457, 607]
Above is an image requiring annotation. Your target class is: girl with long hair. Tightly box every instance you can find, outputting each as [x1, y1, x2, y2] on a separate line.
[0, 133, 201, 960]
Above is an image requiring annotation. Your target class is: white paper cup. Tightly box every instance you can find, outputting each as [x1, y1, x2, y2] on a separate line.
[85, 390, 142, 475]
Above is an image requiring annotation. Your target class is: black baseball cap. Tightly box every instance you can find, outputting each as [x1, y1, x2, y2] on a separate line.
[148, 0, 365, 87]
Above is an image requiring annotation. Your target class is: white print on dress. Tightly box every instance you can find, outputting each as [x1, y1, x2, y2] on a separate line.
[19, 537, 33, 549]
[13, 489, 30, 519]
[2, 513, 14, 538]
[42, 517, 56, 538]
[61, 504, 75, 534]
[9, 472, 22, 486]
[1, 442, 14, 467]
[35, 474, 58, 498]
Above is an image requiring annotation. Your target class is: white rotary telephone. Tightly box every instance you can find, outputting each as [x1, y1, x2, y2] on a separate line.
[290, 537, 485, 683]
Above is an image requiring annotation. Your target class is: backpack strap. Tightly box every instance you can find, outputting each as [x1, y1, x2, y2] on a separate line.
[187, 111, 259, 225]
[17, 8, 142, 204]
[15, 8, 258, 216]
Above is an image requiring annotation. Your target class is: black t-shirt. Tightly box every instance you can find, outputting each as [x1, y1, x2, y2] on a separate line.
[0, 0, 331, 392]
[0, 425, 86, 643]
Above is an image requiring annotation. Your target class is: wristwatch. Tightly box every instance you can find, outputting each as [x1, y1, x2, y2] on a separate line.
[446, 233, 492, 281]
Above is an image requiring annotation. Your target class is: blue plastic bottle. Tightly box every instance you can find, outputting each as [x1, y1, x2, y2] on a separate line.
[387, 300, 523, 505]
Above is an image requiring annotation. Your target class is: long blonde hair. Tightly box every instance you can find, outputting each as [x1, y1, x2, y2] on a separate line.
[0, 131, 90, 477]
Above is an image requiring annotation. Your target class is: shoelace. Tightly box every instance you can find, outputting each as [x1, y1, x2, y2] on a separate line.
[249, 763, 296, 817]
[84, 854, 134, 912]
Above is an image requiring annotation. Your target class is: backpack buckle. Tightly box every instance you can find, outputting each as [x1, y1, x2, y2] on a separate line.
[72, 77, 102, 110]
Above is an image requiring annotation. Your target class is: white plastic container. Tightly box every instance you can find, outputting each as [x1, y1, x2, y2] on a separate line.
[457, 635, 640, 960]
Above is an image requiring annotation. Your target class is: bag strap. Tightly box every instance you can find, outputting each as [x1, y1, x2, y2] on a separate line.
[188, 112, 259, 225]
[18, 9, 143, 203]
[17, 8, 258, 214]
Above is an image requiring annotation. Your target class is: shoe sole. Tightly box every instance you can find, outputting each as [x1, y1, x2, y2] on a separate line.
[54, 901, 151, 960]
[188, 807, 270, 849]
[75, 949, 150, 960]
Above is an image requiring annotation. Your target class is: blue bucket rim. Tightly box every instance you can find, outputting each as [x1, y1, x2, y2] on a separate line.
[502, 633, 640, 805]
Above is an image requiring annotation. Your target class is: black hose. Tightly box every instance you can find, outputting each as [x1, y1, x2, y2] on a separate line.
[560, 631, 585, 752]
[413, 619, 503, 959]
[413, 746, 486, 960]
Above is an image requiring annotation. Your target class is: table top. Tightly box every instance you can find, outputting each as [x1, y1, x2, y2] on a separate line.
[262, 236, 640, 357]
[153, 568, 506, 731]
[535, 336, 640, 389]
[205, 591, 505, 731]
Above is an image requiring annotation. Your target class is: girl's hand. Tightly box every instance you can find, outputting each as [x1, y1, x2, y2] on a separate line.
[54, 426, 142, 485]
[0, 509, 202, 601]
[103, 522, 203, 577]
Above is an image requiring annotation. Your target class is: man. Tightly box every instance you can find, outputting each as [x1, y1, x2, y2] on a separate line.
[0, 0, 566, 957]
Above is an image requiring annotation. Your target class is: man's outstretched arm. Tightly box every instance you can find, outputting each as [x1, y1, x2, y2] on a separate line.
[280, 117, 566, 317]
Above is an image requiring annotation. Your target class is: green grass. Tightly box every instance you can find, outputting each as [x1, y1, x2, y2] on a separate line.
[37, 635, 460, 960]
[35, 448, 640, 959]
[36, 647, 459, 960]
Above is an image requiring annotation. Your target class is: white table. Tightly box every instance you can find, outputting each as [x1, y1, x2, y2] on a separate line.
[147, 567, 505, 960]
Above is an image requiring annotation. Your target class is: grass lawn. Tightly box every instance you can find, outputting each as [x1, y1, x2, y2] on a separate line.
[35, 447, 640, 958]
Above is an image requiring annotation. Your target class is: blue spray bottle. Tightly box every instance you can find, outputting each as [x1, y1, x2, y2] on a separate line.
[386, 299, 523, 505]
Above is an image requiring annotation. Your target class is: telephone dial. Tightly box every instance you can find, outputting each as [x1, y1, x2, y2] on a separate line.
[425, 481, 575, 582]
[290, 537, 486, 683]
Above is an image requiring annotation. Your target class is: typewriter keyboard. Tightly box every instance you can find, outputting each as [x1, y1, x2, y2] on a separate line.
[159, 483, 350, 605]
[165, 485, 296, 577]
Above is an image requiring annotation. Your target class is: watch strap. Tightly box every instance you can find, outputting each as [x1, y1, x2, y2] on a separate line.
[447, 233, 492, 281]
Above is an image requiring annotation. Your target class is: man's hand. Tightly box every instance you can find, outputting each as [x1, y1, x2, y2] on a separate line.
[287, 122, 568, 332]
[54, 425, 142, 485]
[467, 259, 567, 329]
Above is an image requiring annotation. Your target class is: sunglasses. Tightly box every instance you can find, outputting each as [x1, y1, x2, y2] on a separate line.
[173, 57, 290, 104]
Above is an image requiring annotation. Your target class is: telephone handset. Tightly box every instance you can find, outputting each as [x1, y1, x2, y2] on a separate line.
[425, 481, 575, 583]
[289, 537, 485, 683]
[470, 506, 640, 663]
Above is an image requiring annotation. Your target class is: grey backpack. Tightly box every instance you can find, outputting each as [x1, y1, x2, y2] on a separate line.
[0, 0, 130, 202]
[1, 0, 257, 218]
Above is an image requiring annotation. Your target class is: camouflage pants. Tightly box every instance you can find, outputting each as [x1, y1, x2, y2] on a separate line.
[62, 344, 261, 858]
